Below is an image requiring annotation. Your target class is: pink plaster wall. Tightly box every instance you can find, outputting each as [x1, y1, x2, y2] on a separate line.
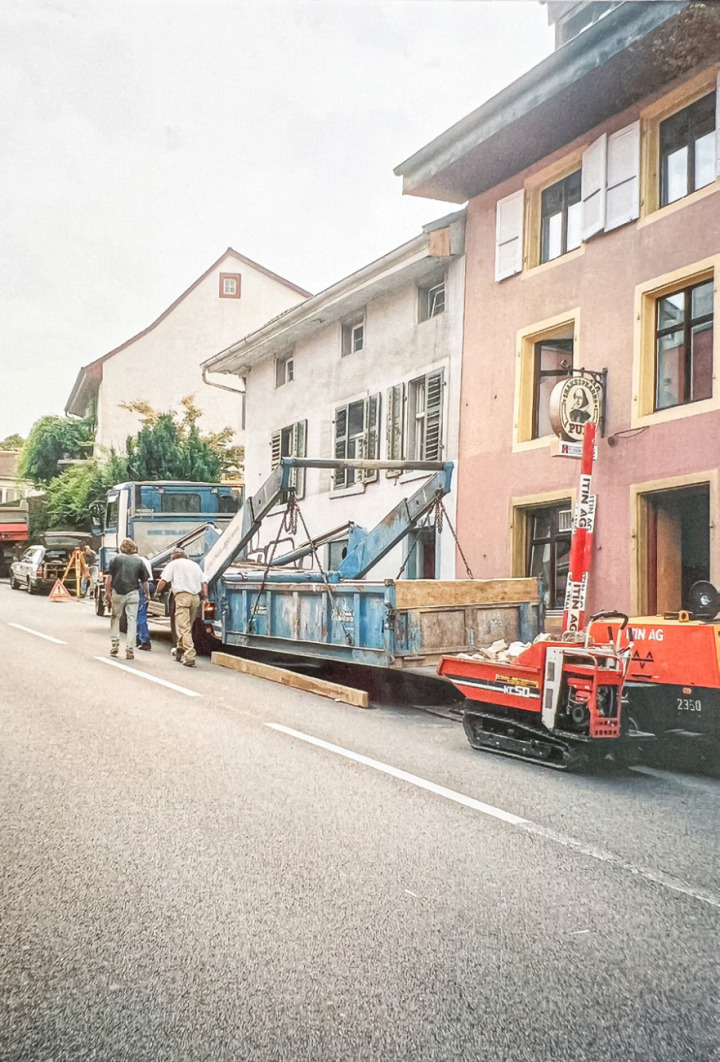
[458, 94, 720, 616]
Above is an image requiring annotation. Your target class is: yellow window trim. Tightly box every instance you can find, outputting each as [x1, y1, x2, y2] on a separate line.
[640, 66, 720, 217]
[514, 309, 580, 449]
[509, 489, 576, 581]
[632, 255, 719, 428]
[629, 469, 718, 616]
[523, 148, 584, 271]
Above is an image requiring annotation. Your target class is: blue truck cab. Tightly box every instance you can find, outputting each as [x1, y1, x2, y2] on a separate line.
[97, 480, 241, 580]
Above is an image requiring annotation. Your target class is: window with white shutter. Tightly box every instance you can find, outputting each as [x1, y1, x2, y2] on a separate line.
[495, 189, 524, 281]
[385, 383, 405, 477]
[270, 419, 307, 499]
[581, 133, 607, 240]
[408, 371, 444, 461]
[332, 395, 381, 490]
[605, 120, 641, 231]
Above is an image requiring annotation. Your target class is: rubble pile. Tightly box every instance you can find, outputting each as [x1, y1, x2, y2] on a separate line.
[456, 631, 555, 663]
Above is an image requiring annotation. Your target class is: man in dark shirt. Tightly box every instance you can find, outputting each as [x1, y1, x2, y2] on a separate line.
[105, 538, 150, 660]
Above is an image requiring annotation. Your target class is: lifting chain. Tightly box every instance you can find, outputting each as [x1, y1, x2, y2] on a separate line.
[247, 492, 297, 633]
[293, 501, 354, 645]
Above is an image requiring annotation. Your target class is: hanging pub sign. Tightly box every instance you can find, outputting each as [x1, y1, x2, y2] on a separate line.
[548, 373, 603, 441]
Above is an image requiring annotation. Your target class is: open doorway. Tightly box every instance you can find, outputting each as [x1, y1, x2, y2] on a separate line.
[644, 484, 710, 613]
[403, 526, 437, 580]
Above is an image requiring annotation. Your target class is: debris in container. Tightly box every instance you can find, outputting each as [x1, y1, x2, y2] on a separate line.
[455, 631, 560, 663]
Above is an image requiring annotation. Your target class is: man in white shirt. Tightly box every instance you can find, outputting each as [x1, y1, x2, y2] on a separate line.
[154, 548, 208, 668]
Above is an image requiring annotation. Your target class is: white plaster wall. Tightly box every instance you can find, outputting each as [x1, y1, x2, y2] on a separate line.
[243, 255, 465, 580]
[95, 254, 308, 454]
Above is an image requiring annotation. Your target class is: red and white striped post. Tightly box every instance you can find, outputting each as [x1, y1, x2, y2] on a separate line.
[562, 421, 597, 633]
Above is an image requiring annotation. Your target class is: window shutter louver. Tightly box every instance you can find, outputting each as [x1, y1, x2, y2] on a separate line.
[363, 393, 380, 483]
[424, 371, 444, 460]
[494, 189, 525, 281]
[581, 133, 607, 240]
[605, 121, 640, 231]
[291, 419, 307, 499]
[386, 383, 404, 477]
[716, 71, 720, 179]
[333, 407, 348, 490]
[270, 430, 282, 470]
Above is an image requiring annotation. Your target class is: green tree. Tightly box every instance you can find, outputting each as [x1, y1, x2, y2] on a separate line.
[0, 433, 24, 450]
[119, 397, 243, 480]
[19, 416, 94, 485]
[43, 459, 117, 531]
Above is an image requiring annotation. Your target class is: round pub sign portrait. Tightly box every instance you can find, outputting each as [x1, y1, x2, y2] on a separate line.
[548, 375, 603, 440]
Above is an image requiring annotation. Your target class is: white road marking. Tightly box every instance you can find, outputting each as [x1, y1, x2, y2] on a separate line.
[94, 657, 201, 697]
[7, 622, 67, 645]
[268, 722, 720, 910]
[266, 723, 527, 824]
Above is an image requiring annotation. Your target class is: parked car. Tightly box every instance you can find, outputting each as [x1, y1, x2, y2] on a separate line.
[10, 532, 93, 595]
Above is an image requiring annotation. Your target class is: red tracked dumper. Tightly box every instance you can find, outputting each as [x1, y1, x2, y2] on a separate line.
[438, 612, 651, 770]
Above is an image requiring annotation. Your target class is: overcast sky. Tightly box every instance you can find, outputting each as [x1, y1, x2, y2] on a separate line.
[2, 0, 554, 439]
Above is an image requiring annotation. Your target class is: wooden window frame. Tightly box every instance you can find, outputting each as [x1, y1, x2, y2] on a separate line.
[659, 90, 717, 208]
[514, 311, 579, 450]
[524, 151, 584, 271]
[640, 67, 720, 219]
[539, 169, 582, 264]
[510, 490, 576, 619]
[654, 279, 714, 411]
[632, 256, 719, 428]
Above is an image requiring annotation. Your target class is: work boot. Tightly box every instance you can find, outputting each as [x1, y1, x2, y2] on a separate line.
[138, 641, 152, 651]
[110, 645, 119, 657]
[126, 649, 134, 660]
[182, 659, 196, 668]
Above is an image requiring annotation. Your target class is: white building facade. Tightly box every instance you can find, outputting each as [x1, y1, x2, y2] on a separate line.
[65, 248, 310, 455]
[203, 214, 466, 581]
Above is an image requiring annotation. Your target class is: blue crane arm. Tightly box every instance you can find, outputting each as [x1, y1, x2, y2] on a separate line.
[202, 458, 453, 585]
[336, 465, 453, 579]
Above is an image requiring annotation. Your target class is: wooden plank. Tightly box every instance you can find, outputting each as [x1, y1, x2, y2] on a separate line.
[211, 652, 370, 708]
[394, 578, 539, 610]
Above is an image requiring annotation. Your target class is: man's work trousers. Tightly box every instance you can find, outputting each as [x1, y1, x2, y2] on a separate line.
[174, 591, 200, 663]
[137, 584, 151, 645]
[111, 590, 139, 651]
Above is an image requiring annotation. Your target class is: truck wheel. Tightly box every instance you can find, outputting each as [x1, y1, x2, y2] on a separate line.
[10, 575, 20, 590]
[95, 592, 105, 617]
[28, 578, 40, 595]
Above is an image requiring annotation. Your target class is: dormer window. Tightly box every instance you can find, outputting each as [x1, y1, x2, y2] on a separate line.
[219, 273, 241, 299]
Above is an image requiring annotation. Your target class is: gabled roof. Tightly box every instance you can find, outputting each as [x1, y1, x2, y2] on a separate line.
[394, 1, 720, 202]
[65, 248, 312, 417]
[202, 212, 466, 377]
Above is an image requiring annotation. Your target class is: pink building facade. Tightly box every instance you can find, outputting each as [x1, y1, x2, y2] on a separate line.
[396, 2, 720, 622]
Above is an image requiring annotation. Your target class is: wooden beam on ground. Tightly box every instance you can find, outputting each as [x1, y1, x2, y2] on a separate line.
[394, 577, 539, 610]
[211, 652, 370, 709]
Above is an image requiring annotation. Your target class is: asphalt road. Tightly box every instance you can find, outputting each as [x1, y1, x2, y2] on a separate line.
[1, 583, 718, 1061]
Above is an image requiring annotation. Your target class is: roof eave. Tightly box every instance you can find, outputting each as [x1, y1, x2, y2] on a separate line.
[203, 218, 464, 376]
[395, 1, 703, 202]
